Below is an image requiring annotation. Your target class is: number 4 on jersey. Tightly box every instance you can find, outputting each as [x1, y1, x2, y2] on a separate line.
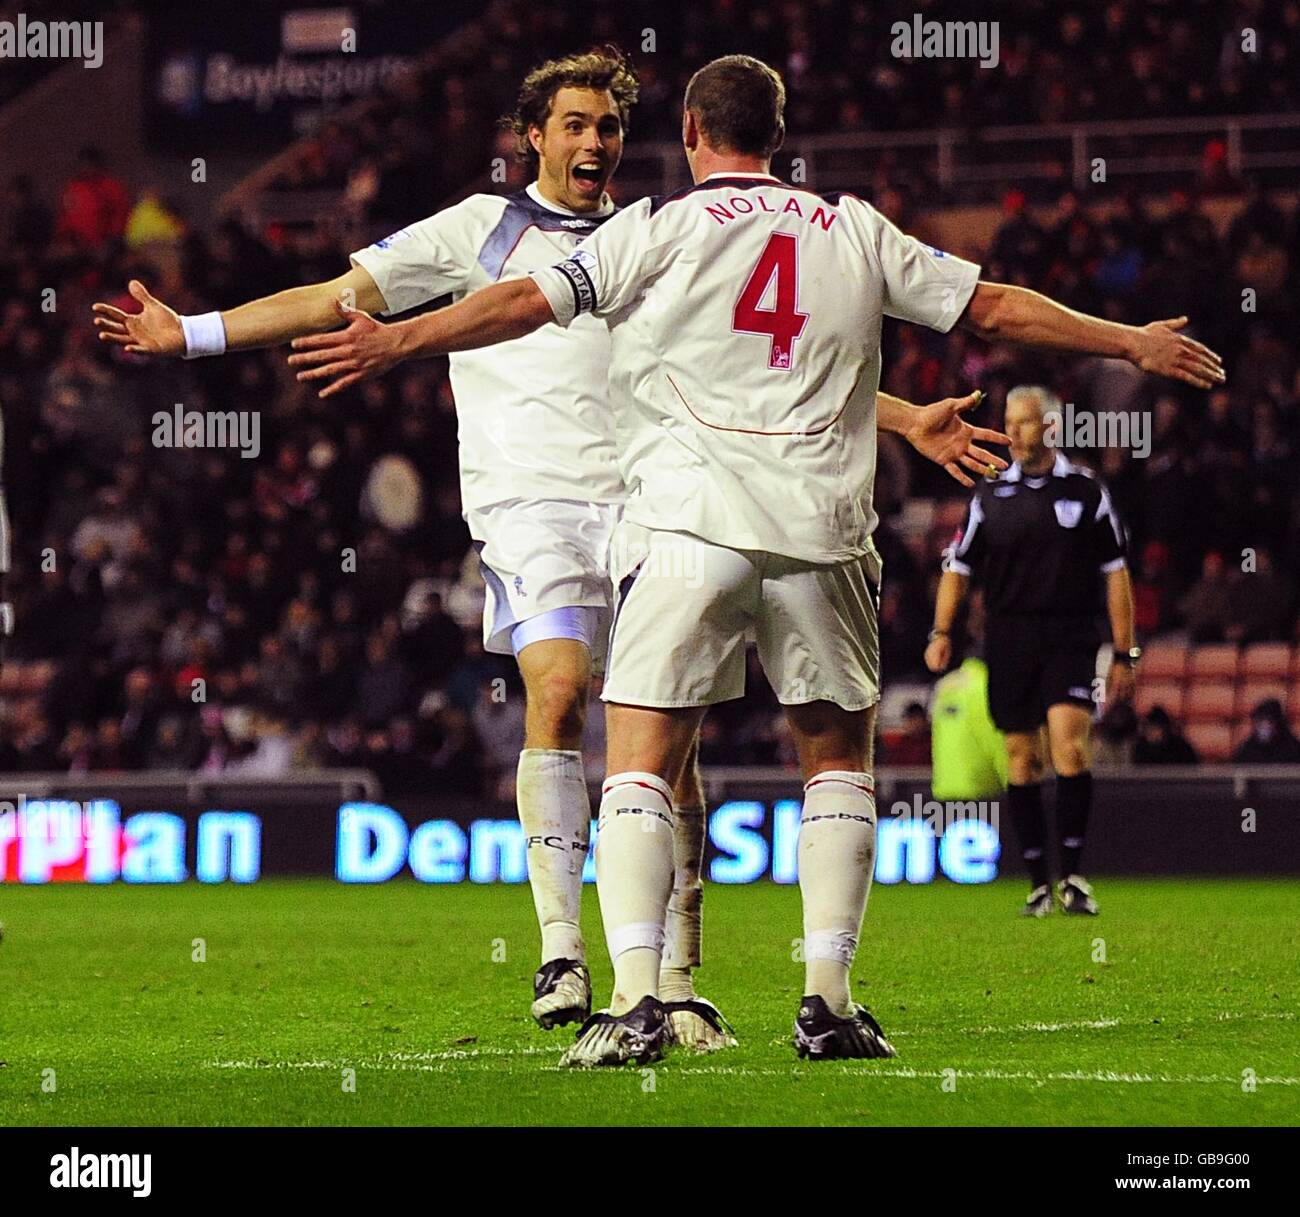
[732, 232, 809, 370]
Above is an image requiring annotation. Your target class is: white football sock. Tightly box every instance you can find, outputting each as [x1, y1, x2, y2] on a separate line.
[597, 771, 675, 1014]
[660, 802, 706, 1003]
[798, 770, 877, 1017]
[517, 749, 590, 964]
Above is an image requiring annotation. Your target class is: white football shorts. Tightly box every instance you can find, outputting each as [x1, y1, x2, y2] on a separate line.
[602, 521, 882, 711]
[468, 497, 622, 669]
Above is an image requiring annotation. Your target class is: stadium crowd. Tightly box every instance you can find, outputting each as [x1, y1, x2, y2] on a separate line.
[260, 0, 1300, 218]
[2, 3, 1299, 787]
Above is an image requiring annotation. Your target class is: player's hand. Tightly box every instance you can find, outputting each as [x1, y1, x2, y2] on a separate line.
[287, 299, 405, 397]
[907, 390, 1010, 488]
[92, 280, 185, 356]
[1106, 659, 1136, 705]
[924, 634, 952, 673]
[1129, 317, 1225, 389]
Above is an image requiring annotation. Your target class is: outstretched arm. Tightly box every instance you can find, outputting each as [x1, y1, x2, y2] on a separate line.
[958, 282, 1226, 389]
[92, 265, 387, 357]
[878, 389, 1010, 487]
[287, 278, 555, 397]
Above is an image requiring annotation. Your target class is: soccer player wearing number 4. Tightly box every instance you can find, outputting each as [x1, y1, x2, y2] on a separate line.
[92, 48, 738, 1048]
[288, 55, 1225, 1066]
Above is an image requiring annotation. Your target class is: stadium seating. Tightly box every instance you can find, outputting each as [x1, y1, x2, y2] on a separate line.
[1184, 722, 1233, 762]
[1134, 681, 1185, 718]
[1235, 682, 1290, 718]
[1139, 641, 1189, 681]
[1241, 643, 1291, 680]
[1134, 642, 1300, 762]
[1183, 682, 1235, 723]
[1187, 644, 1240, 682]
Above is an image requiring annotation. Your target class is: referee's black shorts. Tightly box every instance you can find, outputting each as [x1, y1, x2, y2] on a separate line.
[985, 615, 1098, 733]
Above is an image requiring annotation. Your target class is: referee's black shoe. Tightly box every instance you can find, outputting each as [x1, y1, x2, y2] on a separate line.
[793, 995, 897, 1060]
[1019, 884, 1054, 918]
[1057, 874, 1099, 915]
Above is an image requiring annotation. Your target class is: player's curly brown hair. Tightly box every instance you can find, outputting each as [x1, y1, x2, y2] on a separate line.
[503, 45, 639, 168]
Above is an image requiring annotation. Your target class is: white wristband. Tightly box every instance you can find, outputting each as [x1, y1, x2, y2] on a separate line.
[180, 311, 227, 359]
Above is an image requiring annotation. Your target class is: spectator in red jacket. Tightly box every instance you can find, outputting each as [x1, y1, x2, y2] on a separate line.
[57, 146, 130, 253]
[1131, 541, 1173, 635]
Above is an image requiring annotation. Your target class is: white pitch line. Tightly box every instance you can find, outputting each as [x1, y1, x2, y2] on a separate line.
[892, 1011, 1295, 1038]
[1214, 1011, 1295, 1022]
[206, 1009, 1300, 1079]
[209, 1059, 339, 1070]
[888, 1017, 1122, 1037]
[209, 1058, 457, 1074]
[386, 1046, 557, 1061]
[872, 1067, 1300, 1086]
[206, 1058, 1300, 1086]
[604, 1066, 1300, 1085]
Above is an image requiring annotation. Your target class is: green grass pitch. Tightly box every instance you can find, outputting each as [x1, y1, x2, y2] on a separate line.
[1, 877, 1296, 1126]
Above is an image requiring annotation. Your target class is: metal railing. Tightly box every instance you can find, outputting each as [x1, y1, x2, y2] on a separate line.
[609, 112, 1300, 202]
[702, 764, 1300, 804]
[5, 765, 1297, 808]
[0, 769, 380, 803]
[230, 111, 1300, 230]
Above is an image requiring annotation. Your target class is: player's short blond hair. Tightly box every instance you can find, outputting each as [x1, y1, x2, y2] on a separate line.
[503, 45, 639, 169]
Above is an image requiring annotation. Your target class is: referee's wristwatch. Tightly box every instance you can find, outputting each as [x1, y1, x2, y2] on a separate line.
[1112, 645, 1142, 667]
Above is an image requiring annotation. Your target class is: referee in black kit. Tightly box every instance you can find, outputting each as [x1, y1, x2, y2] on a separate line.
[925, 386, 1139, 917]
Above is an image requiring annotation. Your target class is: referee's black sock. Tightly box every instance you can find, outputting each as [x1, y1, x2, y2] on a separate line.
[1056, 771, 1093, 878]
[1006, 782, 1050, 889]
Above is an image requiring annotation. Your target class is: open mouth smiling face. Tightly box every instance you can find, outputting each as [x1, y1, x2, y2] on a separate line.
[570, 159, 607, 196]
[534, 85, 623, 210]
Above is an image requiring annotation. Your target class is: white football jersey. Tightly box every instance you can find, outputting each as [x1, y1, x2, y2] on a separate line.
[351, 184, 624, 513]
[532, 172, 981, 563]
